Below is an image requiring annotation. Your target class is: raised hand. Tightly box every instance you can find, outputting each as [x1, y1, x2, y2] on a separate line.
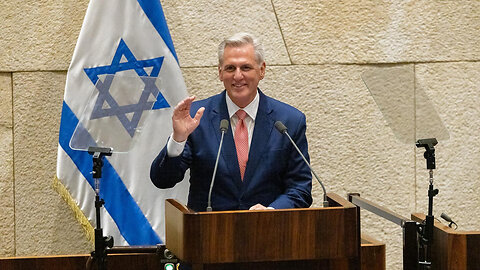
[172, 96, 205, 142]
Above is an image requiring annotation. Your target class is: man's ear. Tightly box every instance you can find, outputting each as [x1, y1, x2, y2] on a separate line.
[260, 62, 266, 79]
[218, 66, 223, 81]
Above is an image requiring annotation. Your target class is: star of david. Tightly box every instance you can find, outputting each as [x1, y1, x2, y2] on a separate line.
[83, 39, 170, 137]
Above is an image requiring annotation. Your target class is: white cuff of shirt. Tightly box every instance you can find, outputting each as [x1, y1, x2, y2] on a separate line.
[166, 134, 186, 157]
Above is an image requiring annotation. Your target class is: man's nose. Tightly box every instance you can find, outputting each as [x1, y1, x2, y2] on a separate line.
[233, 68, 243, 80]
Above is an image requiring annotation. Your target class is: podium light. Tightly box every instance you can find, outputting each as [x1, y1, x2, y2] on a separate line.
[164, 263, 175, 270]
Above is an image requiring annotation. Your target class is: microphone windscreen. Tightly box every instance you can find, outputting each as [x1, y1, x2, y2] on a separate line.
[274, 121, 287, 134]
[441, 213, 453, 223]
[220, 119, 229, 132]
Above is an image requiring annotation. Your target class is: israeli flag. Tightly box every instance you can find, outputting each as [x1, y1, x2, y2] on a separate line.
[56, 0, 188, 245]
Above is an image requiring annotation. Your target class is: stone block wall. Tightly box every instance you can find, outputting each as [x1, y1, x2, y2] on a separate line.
[1, 1, 479, 269]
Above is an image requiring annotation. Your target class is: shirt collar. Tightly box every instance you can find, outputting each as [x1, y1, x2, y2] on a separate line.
[225, 90, 259, 120]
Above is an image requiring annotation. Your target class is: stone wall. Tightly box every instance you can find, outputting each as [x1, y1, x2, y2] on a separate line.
[1, 1, 479, 269]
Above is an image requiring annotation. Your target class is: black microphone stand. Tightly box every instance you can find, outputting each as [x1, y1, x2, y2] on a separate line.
[88, 146, 114, 270]
[274, 121, 329, 207]
[416, 138, 439, 270]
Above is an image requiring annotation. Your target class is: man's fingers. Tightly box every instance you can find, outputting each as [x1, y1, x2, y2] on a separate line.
[249, 204, 267, 210]
[194, 107, 205, 122]
[174, 96, 196, 112]
[183, 96, 196, 108]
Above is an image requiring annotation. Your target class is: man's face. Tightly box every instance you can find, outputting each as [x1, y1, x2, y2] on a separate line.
[219, 44, 266, 108]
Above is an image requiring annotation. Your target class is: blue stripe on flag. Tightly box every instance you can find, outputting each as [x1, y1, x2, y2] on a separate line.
[137, 0, 179, 63]
[59, 101, 161, 245]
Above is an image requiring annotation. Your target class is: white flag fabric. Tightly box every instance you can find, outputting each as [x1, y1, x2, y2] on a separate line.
[56, 0, 189, 245]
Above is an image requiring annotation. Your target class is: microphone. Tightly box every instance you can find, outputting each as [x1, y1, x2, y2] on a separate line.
[274, 121, 329, 207]
[207, 119, 229, 211]
[440, 212, 457, 229]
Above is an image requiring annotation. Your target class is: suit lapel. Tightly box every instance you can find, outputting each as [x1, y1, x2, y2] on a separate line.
[211, 91, 244, 191]
[243, 91, 274, 187]
[211, 90, 275, 194]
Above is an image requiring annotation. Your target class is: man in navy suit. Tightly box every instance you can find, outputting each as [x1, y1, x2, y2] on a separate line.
[150, 33, 312, 212]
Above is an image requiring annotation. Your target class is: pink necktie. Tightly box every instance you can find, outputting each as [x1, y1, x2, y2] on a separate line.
[234, 110, 249, 180]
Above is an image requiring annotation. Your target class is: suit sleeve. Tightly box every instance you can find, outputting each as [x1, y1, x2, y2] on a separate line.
[268, 113, 313, 209]
[150, 137, 192, 188]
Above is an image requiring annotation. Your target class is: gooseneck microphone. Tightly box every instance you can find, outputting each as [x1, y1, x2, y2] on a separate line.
[274, 121, 329, 207]
[440, 212, 457, 229]
[207, 119, 229, 212]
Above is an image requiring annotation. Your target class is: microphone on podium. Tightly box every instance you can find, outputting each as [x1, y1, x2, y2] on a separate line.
[207, 119, 229, 212]
[440, 212, 457, 229]
[274, 121, 329, 207]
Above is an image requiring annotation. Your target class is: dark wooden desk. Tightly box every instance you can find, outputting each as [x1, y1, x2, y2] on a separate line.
[0, 238, 384, 270]
[412, 213, 480, 270]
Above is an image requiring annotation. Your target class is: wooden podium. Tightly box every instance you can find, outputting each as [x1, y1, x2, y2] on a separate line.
[412, 213, 480, 270]
[165, 193, 360, 270]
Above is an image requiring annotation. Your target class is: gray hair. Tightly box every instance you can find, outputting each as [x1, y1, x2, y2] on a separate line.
[218, 32, 265, 67]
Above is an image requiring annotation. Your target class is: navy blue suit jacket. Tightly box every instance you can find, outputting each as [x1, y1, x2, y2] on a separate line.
[150, 90, 312, 212]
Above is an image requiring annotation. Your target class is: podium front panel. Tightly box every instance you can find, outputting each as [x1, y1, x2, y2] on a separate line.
[165, 194, 360, 266]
